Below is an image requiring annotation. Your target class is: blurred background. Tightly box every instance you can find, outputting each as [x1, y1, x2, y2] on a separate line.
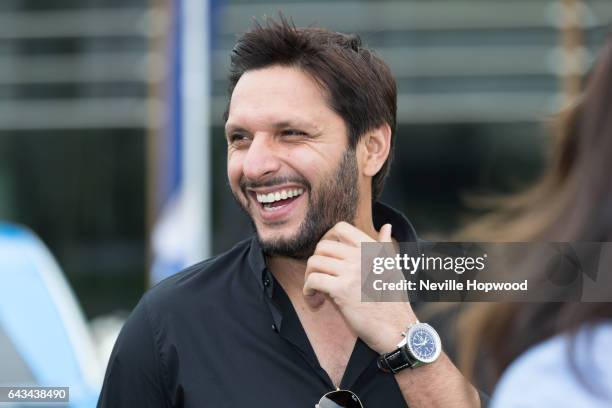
[0, 0, 611, 401]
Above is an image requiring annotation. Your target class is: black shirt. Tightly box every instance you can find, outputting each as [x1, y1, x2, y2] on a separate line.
[97, 203, 422, 407]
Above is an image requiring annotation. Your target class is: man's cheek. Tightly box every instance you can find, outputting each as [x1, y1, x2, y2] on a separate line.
[227, 170, 244, 198]
[226, 157, 243, 185]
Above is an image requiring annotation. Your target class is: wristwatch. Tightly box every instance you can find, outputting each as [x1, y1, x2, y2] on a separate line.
[377, 321, 442, 373]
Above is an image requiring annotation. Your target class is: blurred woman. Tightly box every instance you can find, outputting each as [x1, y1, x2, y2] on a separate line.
[459, 36, 612, 407]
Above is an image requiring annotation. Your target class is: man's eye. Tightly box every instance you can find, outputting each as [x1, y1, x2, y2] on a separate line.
[228, 134, 250, 144]
[281, 129, 307, 137]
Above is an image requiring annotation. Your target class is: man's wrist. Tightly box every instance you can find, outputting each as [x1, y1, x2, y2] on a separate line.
[373, 311, 419, 354]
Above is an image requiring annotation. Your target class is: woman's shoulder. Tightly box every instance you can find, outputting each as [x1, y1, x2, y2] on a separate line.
[491, 321, 612, 407]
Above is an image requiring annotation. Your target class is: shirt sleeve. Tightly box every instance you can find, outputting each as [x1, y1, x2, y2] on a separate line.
[97, 295, 169, 408]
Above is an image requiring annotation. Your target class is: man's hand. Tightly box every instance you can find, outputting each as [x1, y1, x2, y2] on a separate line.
[303, 221, 481, 407]
[303, 221, 417, 354]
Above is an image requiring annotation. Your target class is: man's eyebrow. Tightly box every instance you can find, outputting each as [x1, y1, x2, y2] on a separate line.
[271, 120, 316, 131]
[225, 120, 318, 135]
[224, 123, 247, 135]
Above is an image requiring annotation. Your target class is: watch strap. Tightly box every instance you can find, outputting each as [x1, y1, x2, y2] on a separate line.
[377, 346, 417, 374]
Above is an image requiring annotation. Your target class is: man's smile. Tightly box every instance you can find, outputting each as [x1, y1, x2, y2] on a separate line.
[247, 185, 307, 222]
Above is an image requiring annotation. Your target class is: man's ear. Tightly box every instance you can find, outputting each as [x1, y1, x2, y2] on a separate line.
[359, 124, 392, 177]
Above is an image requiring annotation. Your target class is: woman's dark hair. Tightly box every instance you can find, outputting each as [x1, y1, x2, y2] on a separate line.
[458, 36, 612, 390]
[225, 15, 397, 200]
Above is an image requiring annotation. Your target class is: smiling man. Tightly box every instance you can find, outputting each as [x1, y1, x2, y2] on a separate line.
[227, 64, 362, 261]
[98, 17, 482, 408]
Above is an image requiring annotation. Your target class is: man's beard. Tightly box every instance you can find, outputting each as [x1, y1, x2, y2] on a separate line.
[233, 148, 360, 260]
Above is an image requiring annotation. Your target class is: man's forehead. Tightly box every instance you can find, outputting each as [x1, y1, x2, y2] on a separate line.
[224, 93, 341, 137]
[225, 67, 336, 133]
[231, 65, 323, 98]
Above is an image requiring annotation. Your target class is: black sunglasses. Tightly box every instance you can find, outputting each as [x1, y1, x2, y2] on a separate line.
[316, 389, 363, 408]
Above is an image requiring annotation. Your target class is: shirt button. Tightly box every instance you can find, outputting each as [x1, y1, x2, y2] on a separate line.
[263, 276, 271, 287]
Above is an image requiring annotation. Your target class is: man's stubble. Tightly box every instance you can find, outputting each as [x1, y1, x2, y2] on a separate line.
[233, 148, 360, 260]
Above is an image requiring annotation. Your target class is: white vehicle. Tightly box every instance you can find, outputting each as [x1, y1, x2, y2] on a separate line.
[0, 223, 101, 407]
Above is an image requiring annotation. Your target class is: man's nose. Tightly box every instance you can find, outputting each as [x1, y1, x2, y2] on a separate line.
[242, 135, 282, 181]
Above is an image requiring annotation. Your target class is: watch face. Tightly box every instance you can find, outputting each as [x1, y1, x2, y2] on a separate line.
[406, 323, 441, 364]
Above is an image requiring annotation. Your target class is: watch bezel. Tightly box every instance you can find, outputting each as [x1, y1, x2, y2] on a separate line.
[404, 322, 442, 365]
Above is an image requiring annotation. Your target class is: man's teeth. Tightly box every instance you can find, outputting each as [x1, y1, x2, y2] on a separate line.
[256, 188, 304, 204]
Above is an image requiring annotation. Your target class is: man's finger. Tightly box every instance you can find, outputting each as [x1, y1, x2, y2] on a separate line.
[303, 272, 338, 297]
[314, 239, 355, 260]
[322, 221, 375, 246]
[303, 272, 338, 309]
[305, 292, 327, 309]
[378, 223, 392, 243]
[305, 255, 346, 278]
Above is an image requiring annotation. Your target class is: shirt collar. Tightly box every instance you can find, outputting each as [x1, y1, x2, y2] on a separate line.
[247, 235, 269, 293]
[248, 201, 419, 293]
[372, 201, 418, 243]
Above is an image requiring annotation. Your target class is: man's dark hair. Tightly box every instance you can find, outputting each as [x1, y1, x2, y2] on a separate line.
[225, 15, 397, 201]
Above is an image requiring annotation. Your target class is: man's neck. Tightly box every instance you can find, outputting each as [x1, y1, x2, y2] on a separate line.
[266, 255, 308, 297]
